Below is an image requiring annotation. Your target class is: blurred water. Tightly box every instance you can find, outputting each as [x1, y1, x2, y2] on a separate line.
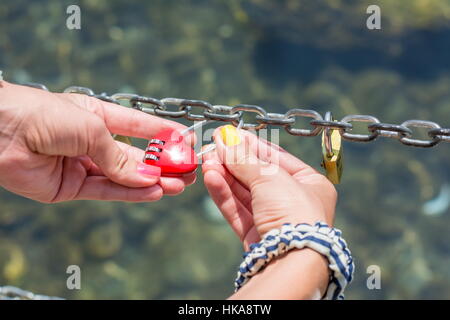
[0, 0, 449, 299]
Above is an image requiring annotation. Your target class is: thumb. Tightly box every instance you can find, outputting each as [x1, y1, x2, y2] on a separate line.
[86, 116, 161, 188]
[213, 125, 283, 188]
[214, 125, 300, 198]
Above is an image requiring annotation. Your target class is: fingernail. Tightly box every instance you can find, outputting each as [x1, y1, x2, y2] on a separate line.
[220, 125, 241, 146]
[137, 163, 161, 177]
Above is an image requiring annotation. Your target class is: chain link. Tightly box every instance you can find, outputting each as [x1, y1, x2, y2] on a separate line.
[21, 82, 449, 148]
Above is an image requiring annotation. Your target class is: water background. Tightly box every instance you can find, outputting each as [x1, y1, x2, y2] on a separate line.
[0, 0, 449, 299]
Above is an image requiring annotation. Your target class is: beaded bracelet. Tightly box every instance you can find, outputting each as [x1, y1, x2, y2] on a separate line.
[234, 222, 354, 300]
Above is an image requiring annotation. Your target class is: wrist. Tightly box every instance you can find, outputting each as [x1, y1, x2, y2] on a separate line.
[255, 211, 328, 239]
[234, 222, 354, 300]
[231, 248, 329, 300]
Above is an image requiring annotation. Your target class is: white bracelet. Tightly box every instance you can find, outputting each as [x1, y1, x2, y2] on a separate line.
[234, 222, 354, 300]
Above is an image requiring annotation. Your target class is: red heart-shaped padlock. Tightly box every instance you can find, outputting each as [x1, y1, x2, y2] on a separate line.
[144, 128, 198, 177]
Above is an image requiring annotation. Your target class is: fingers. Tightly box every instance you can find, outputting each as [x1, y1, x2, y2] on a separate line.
[61, 94, 198, 188]
[202, 143, 256, 244]
[235, 131, 336, 223]
[62, 93, 196, 146]
[160, 172, 197, 196]
[213, 126, 289, 189]
[57, 93, 198, 190]
[74, 176, 163, 202]
[237, 129, 319, 179]
[203, 168, 254, 242]
[22, 92, 162, 189]
[85, 115, 161, 188]
[202, 144, 232, 182]
[115, 140, 196, 194]
[213, 125, 325, 231]
[202, 144, 252, 211]
[202, 143, 265, 247]
[212, 126, 330, 193]
[54, 156, 161, 202]
[79, 141, 197, 195]
[238, 130, 336, 223]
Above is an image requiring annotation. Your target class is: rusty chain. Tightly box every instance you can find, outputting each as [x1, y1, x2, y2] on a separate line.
[19, 82, 450, 148]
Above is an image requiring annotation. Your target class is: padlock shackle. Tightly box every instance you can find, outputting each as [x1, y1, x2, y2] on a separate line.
[180, 120, 215, 136]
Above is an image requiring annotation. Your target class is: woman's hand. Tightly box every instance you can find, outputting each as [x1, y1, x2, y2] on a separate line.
[202, 125, 336, 250]
[0, 81, 196, 203]
[202, 125, 337, 299]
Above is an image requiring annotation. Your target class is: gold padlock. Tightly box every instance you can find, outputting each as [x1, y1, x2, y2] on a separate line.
[321, 113, 343, 184]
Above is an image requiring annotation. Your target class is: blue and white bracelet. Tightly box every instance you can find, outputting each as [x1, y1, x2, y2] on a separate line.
[234, 222, 354, 300]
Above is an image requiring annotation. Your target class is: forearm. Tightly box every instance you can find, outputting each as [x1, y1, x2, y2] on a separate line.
[229, 248, 329, 300]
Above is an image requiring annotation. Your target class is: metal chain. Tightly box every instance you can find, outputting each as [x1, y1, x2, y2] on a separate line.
[0, 286, 64, 300]
[20, 82, 450, 148]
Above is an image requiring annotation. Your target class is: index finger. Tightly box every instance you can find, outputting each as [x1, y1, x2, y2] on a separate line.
[214, 127, 317, 177]
[61, 93, 193, 141]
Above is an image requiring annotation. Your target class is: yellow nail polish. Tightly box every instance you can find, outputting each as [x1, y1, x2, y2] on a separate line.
[220, 125, 241, 146]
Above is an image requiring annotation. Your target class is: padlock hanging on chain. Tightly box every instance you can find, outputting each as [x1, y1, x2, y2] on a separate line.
[321, 112, 344, 184]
